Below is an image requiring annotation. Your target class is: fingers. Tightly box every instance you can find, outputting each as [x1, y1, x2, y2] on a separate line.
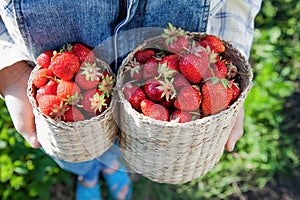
[23, 132, 40, 148]
[1, 62, 41, 148]
[225, 108, 244, 152]
[5, 92, 41, 148]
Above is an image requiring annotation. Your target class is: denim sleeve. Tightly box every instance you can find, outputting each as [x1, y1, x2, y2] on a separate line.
[0, 18, 30, 70]
[207, 0, 262, 59]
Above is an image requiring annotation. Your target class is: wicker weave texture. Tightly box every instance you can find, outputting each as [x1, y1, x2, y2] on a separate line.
[27, 59, 118, 162]
[116, 33, 253, 184]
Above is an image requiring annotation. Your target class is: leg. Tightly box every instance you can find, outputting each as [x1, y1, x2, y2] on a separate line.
[99, 141, 133, 200]
[53, 157, 103, 200]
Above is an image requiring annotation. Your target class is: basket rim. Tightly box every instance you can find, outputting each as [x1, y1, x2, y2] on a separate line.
[116, 33, 253, 127]
[27, 57, 116, 127]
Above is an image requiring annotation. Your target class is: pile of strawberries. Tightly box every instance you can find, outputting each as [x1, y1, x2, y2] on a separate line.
[31, 43, 115, 122]
[122, 23, 241, 123]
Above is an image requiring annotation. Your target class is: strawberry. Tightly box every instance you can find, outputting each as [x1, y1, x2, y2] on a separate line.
[49, 52, 80, 81]
[229, 81, 241, 104]
[166, 36, 189, 54]
[143, 57, 159, 80]
[174, 85, 201, 112]
[173, 73, 190, 92]
[32, 68, 53, 88]
[160, 98, 175, 110]
[36, 50, 54, 68]
[160, 54, 180, 72]
[80, 89, 108, 114]
[36, 79, 58, 101]
[124, 59, 143, 82]
[37, 95, 65, 118]
[178, 43, 210, 83]
[64, 42, 95, 64]
[170, 110, 192, 123]
[214, 60, 228, 78]
[199, 35, 225, 53]
[145, 103, 169, 121]
[143, 79, 164, 102]
[204, 60, 228, 79]
[201, 78, 233, 115]
[57, 80, 81, 104]
[123, 83, 146, 112]
[143, 78, 176, 102]
[75, 62, 101, 90]
[98, 72, 115, 97]
[134, 49, 155, 64]
[62, 106, 85, 122]
[157, 62, 177, 79]
[140, 99, 155, 116]
[162, 23, 189, 54]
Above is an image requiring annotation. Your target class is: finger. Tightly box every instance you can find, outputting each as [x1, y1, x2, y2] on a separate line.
[5, 93, 41, 148]
[22, 131, 41, 148]
[225, 108, 244, 152]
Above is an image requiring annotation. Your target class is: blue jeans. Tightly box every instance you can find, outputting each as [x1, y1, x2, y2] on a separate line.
[48, 140, 123, 182]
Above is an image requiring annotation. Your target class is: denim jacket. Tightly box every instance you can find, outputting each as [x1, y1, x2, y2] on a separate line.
[6, 0, 210, 70]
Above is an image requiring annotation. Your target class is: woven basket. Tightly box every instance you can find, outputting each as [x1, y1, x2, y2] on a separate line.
[27, 59, 118, 162]
[115, 33, 253, 184]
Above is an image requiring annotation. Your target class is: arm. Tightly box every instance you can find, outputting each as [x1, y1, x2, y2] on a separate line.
[207, 0, 262, 151]
[0, 18, 40, 148]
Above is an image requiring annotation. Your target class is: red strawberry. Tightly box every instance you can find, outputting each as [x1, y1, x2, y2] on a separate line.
[156, 62, 177, 79]
[36, 50, 54, 68]
[140, 99, 155, 116]
[146, 103, 169, 121]
[200, 35, 225, 53]
[32, 68, 53, 88]
[173, 73, 190, 92]
[124, 60, 143, 82]
[143, 57, 159, 80]
[134, 49, 155, 64]
[229, 81, 241, 104]
[75, 62, 101, 90]
[178, 43, 210, 83]
[37, 95, 65, 118]
[98, 72, 115, 97]
[201, 78, 233, 115]
[160, 98, 175, 110]
[170, 110, 192, 123]
[162, 23, 189, 54]
[214, 60, 228, 78]
[174, 85, 202, 112]
[65, 43, 95, 64]
[80, 89, 108, 114]
[166, 36, 189, 54]
[123, 83, 146, 112]
[143, 78, 176, 102]
[57, 80, 81, 104]
[143, 79, 164, 102]
[62, 106, 85, 122]
[204, 60, 228, 79]
[49, 52, 80, 81]
[160, 54, 180, 72]
[36, 79, 58, 101]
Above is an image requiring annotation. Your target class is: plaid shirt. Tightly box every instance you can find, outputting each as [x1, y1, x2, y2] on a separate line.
[0, 0, 262, 70]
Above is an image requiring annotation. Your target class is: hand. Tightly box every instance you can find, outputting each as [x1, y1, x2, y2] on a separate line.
[0, 61, 41, 148]
[225, 108, 244, 152]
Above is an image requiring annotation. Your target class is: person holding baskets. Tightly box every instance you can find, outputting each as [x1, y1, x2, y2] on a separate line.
[0, 0, 261, 199]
